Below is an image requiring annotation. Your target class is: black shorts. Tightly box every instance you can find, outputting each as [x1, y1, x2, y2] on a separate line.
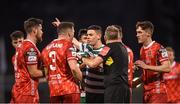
[104, 84, 130, 103]
[86, 92, 104, 103]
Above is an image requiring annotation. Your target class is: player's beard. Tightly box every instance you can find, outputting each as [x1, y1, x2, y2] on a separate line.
[36, 33, 43, 43]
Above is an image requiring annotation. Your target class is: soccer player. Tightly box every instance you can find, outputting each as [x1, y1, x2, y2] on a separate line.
[72, 25, 105, 103]
[78, 29, 88, 43]
[134, 21, 170, 103]
[114, 25, 134, 102]
[10, 30, 24, 67]
[76, 29, 88, 68]
[10, 18, 46, 103]
[82, 25, 130, 103]
[41, 22, 82, 103]
[73, 28, 90, 68]
[10, 30, 24, 49]
[10, 30, 24, 102]
[76, 28, 88, 103]
[83, 25, 105, 103]
[163, 47, 180, 102]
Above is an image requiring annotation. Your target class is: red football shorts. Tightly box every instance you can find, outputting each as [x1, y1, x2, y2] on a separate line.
[144, 93, 167, 103]
[50, 93, 80, 103]
[10, 95, 39, 103]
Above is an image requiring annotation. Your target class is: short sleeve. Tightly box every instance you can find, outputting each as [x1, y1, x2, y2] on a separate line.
[98, 46, 111, 61]
[66, 43, 78, 61]
[158, 45, 169, 62]
[25, 46, 39, 65]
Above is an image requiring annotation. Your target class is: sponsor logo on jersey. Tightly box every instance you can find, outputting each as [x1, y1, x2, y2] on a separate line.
[28, 56, 37, 62]
[27, 48, 37, 56]
[147, 50, 152, 57]
[26, 48, 38, 62]
[72, 51, 77, 57]
[160, 48, 168, 58]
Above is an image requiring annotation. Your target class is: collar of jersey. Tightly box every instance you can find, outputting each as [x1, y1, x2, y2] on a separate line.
[143, 41, 155, 49]
[93, 44, 105, 50]
[171, 61, 176, 68]
[24, 39, 36, 47]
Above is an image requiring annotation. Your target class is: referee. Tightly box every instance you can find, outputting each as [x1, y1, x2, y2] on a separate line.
[82, 25, 130, 103]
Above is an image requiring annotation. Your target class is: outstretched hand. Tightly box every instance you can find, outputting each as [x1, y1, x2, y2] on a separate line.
[52, 18, 61, 27]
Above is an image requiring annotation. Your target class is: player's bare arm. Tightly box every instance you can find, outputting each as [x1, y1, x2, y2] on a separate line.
[68, 59, 82, 81]
[82, 56, 103, 68]
[79, 62, 86, 69]
[27, 65, 45, 78]
[135, 60, 170, 72]
[72, 37, 81, 50]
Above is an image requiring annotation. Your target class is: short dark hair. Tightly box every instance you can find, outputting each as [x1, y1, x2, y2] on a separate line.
[10, 30, 24, 40]
[78, 29, 87, 40]
[105, 25, 119, 40]
[113, 25, 123, 38]
[136, 21, 154, 35]
[57, 22, 74, 34]
[87, 25, 102, 34]
[24, 17, 43, 33]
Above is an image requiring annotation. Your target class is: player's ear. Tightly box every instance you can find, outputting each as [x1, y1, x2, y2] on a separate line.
[32, 28, 37, 34]
[67, 32, 70, 37]
[146, 30, 152, 37]
[104, 35, 107, 41]
[147, 32, 151, 37]
[97, 33, 101, 40]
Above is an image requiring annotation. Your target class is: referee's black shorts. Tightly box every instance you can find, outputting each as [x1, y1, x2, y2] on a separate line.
[86, 92, 104, 103]
[104, 84, 130, 103]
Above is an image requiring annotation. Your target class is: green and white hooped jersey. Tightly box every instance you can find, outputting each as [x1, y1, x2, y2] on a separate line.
[77, 43, 94, 57]
[79, 43, 105, 94]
